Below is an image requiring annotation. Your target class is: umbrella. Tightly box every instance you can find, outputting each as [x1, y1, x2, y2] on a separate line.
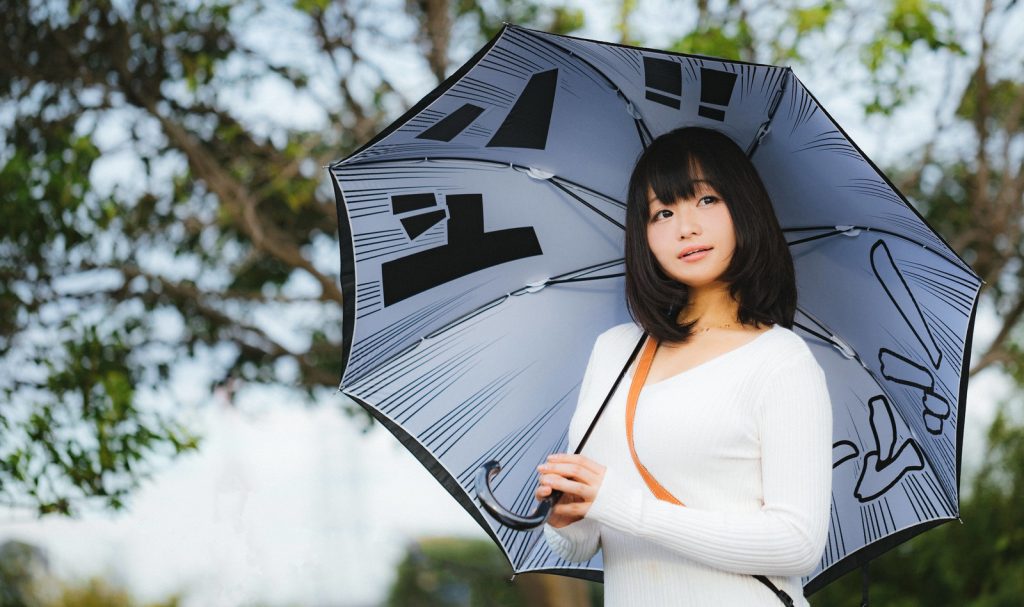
[329, 24, 982, 593]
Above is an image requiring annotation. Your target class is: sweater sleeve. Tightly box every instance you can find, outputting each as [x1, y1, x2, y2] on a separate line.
[543, 519, 601, 562]
[585, 350, 832, 576]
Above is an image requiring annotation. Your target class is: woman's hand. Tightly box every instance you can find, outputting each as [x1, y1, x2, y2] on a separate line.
[534, 454, 606, 528]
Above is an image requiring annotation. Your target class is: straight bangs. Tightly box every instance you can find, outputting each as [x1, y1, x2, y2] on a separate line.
[642, 147, 722, 210]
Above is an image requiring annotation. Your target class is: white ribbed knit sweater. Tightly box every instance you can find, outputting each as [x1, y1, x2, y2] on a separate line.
[544, 322, 832, 606]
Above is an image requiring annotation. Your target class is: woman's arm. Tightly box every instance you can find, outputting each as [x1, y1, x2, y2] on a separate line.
[584, 351, 832, 576]
[543, 518, 601, 562]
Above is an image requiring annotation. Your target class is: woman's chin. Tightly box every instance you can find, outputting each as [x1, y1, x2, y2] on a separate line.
[668, 274, 726, 289]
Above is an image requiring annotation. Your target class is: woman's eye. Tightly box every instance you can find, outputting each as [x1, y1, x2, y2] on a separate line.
[697, 196, 718, 207]
[651, 209, 672, 221]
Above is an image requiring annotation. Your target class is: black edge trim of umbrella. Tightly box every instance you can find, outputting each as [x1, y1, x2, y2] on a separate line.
[803, 517, 947, 596]
[333, 176, 357, 382]
[330, 25, 510, 169]
[955, 280, 981, 493]
[517, 566, 602, 583]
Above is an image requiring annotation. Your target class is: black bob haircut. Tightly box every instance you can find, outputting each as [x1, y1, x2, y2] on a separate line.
[624, 126, 796, 343]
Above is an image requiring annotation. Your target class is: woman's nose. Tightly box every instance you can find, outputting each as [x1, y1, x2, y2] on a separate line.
[676, 212, 700, 239]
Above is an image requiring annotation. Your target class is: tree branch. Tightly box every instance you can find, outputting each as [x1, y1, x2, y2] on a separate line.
[970, 291, 1024, 376]
[149, 109, 344, 303]
[119, 265, 339, 388]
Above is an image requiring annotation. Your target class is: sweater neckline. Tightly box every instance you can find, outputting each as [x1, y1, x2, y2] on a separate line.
[635, 324, 780, 391]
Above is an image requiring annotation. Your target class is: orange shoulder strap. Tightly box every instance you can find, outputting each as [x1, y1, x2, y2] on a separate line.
[626, 337, 685, 506]
[627, 338, 794, 606]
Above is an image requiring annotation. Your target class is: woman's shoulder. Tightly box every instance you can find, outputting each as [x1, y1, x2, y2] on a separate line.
[593, 322, 644, 353]
[757, 324, 825, 374]
[582, 322, 644, 372]
[761, 323, 811, 352]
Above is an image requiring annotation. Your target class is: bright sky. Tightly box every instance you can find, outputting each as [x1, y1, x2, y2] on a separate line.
[1, 2, 1018, 606]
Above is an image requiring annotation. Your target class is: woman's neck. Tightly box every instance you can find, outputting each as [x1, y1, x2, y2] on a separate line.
[677, 282, 739, 327]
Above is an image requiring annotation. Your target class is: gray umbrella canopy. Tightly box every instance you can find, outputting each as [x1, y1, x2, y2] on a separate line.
[330, 25, 981, 592]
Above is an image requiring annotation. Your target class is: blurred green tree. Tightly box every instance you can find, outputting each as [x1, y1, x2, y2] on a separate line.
[0, 539, 48, 607]
[43, 577, 181, 607]
[386, 536, 598, 606]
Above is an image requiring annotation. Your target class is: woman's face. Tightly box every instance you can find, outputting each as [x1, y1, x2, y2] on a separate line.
[645, 180, 736, 289]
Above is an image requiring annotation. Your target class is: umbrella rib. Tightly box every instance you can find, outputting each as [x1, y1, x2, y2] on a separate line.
[547, 273, 624, 285]
[793, 308, 959, 513]
[547, 179, 625, 231]
[746, 69, 791, 158]
[336, 154, 625, 215]
[784, 225, 974, 273]
[419, 258, 626, 342]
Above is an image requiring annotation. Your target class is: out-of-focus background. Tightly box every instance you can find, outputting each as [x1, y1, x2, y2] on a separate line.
[0, 0, 1021, 605]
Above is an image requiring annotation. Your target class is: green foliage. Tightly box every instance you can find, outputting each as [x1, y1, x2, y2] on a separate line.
[0, 0, 345, 515]
[669, 22, 754, 62]
[387, 537, 527, 606]
[0, 540, 48, 607]
[45, 578, 181, 607]
[791, 3, 834, 35]
[860, 0, 964, 115]
[455, 0, 585, 42]
[813, 406, 1024, 605]
[957, 77, 1024, 133]
[387, 537, 603, 606]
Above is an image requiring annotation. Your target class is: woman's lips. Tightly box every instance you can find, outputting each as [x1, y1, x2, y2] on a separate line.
[679, 247, 712, 262]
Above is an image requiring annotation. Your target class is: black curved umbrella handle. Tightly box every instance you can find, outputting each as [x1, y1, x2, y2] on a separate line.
[475, 459, 560, 530]
[475, 335, 648, 531]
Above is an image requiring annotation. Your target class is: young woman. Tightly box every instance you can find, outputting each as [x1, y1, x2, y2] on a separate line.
[535, 127, 832, 606]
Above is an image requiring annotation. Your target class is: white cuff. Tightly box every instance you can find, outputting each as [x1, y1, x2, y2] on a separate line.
[585, 466, 644, 535]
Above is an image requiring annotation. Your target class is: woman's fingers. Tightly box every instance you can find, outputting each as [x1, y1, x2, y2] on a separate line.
[552, 500, 588, 518]
[538, 473, 594, 501]
[539, 462, 594, 484]
[536, 454, 606, 520]
[536, 479, 582, 501]
[546, 453, 605, 476]
[538, 459, 606, 490]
